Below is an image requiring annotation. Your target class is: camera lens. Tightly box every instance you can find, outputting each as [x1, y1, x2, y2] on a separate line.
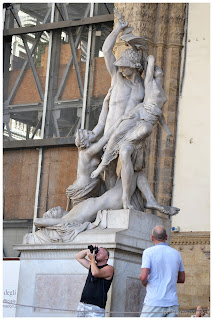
[88, 245, 94, 253]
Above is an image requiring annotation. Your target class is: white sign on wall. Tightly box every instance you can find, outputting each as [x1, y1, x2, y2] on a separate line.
[3, 260, 20, 317]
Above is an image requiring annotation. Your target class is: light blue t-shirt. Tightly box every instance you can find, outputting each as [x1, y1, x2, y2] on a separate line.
[141, 243, 184, 307]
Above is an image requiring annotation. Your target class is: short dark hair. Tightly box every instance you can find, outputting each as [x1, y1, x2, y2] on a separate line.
[152, 226, 167, 241]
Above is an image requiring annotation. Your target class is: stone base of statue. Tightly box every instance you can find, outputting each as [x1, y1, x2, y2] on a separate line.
[14, 209, 170, 317]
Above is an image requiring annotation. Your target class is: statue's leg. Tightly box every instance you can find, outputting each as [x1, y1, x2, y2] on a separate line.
[119, 144, 135, 209]
[91, 130, 119, 180]
[91, 163, 106, 179]
[128, 120, 152, 142]
[62, 180, 124, 223]
[92, 121, 130, 180]
[136, 173, 162, 209]
[136, 172, 180, 215]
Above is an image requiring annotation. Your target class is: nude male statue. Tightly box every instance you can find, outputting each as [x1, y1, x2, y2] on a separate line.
[91, 55, 172, 209]
[89, 12, 145, 189]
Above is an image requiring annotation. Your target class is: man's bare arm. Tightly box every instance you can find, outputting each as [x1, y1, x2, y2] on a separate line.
[75, 249, 91, 269]
[88, 251, 114, 280]
[139, 268, 150, 287]
[177, 271, 185, 283]
[91, 260, 114, 280]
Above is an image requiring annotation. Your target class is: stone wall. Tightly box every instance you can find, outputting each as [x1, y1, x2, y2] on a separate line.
[171, 232, 210, 313]
[172, 3, 210, 232]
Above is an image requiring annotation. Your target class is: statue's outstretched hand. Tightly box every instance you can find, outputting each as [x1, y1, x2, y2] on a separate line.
[87, 130, 96, 143]
[118, 19, 128, 30]
[114, 8, 128, 29]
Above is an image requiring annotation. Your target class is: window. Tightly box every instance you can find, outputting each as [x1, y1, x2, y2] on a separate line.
[3, 3, 114, 145]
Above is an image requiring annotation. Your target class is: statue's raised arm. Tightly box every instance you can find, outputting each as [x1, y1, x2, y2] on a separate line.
[88, 87, 112, 143]
[102, 9, 128, 77]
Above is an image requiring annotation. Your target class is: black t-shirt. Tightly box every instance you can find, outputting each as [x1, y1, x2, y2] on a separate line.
[80, 264, 113, 309]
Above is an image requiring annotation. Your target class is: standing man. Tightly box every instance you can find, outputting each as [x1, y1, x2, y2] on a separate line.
[140, 225, 185, 317]
[76, 246, 114, 317]
[89, 11, 145, 190]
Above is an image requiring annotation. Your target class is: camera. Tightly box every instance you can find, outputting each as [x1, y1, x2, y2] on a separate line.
[88, 245, 99, 254]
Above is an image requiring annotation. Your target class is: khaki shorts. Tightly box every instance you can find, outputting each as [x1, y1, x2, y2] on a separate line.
[140, 304, 179, 317]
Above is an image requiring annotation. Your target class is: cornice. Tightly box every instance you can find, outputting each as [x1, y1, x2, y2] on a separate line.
[170, 232, 210, 246]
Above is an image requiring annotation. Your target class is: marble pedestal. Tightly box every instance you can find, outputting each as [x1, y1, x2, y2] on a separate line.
[14, 209, 171, 317]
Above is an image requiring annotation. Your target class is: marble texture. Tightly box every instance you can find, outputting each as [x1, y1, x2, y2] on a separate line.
[34, 274, 87, 314]
[125, 277, 146, 317]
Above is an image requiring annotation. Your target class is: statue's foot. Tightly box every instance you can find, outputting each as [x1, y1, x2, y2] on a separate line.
[123, 197, 134, 210]
[161, 206, 180, 216]
[91, 166, 103, 179]
[145, 202, 180, 216]
[145, 202, 165, 212]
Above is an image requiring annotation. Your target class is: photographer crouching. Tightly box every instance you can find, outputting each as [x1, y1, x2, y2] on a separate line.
[75, 245, 114, 317]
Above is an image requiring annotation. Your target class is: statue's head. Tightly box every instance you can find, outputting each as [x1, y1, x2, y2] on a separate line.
[114, 48, 143, 72]
[75, 129, 90, 150]
[43, 206, 64, 219]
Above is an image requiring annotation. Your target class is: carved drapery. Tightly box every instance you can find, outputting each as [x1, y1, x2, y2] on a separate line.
[114, 3, 186, 207]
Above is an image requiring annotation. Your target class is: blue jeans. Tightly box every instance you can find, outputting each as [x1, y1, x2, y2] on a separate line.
[140, 304, 179, 317]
